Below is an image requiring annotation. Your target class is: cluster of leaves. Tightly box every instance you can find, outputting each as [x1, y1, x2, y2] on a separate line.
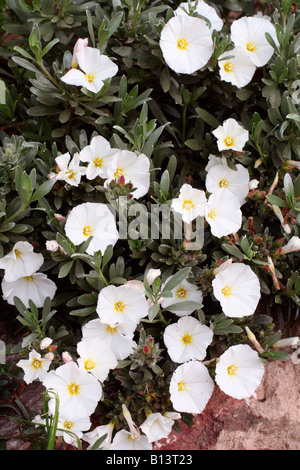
[0, 0, 299, 449]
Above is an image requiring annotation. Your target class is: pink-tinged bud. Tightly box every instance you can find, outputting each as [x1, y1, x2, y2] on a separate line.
[46, 240, 59, 252]
[146, 268, 161, 286]
[44, 352, 54, 361]
[48, 344, 58, 352]
[119, 175, 125, 186]
[143, 345, 151, 355]
[62, 351, 73, 363]
[54, 213, 66, 222]
[71, 38, 88, 68]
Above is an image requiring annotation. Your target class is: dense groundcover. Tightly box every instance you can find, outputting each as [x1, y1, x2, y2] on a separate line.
[0, 0, 299, 451]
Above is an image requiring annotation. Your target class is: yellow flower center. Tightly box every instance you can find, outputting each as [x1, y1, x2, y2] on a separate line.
[181, 333, 192, 345]
[106, 325, 118, 335]
[224, 62, 233, 72]
[24, 275, 34, 282]
[86, 73, 96, 83]
[63, 420, 73, 430]
[177, 381, 186, 392]
[65, 169, 76, 180]
[82, 225, 93, 237]
[114, 168, 124, 178]
[31, 358, 42, 370]
[218, 178, 229, 188]
[84, 359, 95, 371]
[68, 383, 80, 395]
[93, 157, 103, 168]
[14, 249, 21, 258]
[177, 38, 188, 50]
[246, 41, 257, 52]
[114, 301, 126, 313]
[207, 209, 217, 220]
[182, 199, 194, 211]
[224, 136, 235, 147]
[227, 364, 238, 376]
[176, 287, 187, 299]
[221, 285, 232, 297]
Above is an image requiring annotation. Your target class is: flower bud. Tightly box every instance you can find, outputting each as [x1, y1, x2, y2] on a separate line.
[62, 351, 73, 363]
[71, 38, 88, 68]
[248, 179, 259, 190]
[281, 236, 300, 254]
[46, 240, 59, 252]
[44, 352, 54, 361]
[143, 345, 151, 355]
[146, 268, 161, 286]
[54, 213, 66, 222]
[39, 337, 53, 350]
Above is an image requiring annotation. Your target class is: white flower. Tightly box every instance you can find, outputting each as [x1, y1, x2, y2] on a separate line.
[171, 183, 207, 223]
[79, 136, 118, 180]
[17, 349, 52, 384]
[159, 15, 213, 74]
[163, 316, 213, 363]
[110, 430, 152, 450]
[281, 236, 300, 254]
[169, 360, 214, 413]
[160, 278, 203, 316]
[204, 188, 242, 238]
[110, 405, 152, 450]
[205, 160, 250, 206]
[55, 152, 86, 187]
[0, 241, 44, 282]
[140, 412, 174, 443]
[96, 284, 149, 330]
[71, 38, 88, 68]
[2, 272, 57, 308]
[105, 149, 150, 199]
[212, 262, 261, 317]
[146, 268, 161, 286]
[43, 361, 102, 421]
[230, 16, 278, 67]
[205, 154, 228, 172]
[218, 46, 256, 88]
[215, 344, 265, 399]
[56, 415, 91, 447]
[82, 318, 136, 361]
[174, 0, 223, 33]
[212, 118, 249, 152]
[61, 46, 118, 94]
[77, 337, 118, 382]
[64, 202, 119, 256]
[82, 423, 114, 450]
